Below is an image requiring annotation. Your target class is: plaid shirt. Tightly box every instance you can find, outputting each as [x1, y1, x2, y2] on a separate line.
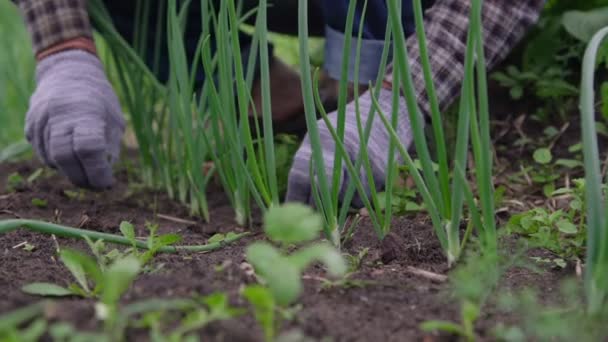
[15, 0, 92, 55]
[16, 0, 544, 111]
[385, 0, 545, 114]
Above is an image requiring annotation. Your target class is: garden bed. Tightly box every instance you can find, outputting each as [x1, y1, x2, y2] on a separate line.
[0, 153, 569, 341]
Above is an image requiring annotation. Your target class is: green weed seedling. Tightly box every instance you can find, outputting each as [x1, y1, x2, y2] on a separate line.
[246, 203, 347, 305]
[22, 249, 140, 303]
[421, 300, 479, 342]
[30, 198, 47, 208]
[5, 168, 48, 193]
[23, 249, 141, 337]
[128, 293, 243, 341]
[319, 248, 373, 290]
[494, 280, 608, 341]
[242, 286, 309, 342]
[532, 147, 559, 196]
[118, 221, 181, 268]
[48, 322, 108, 342]
[0, 302, 47, 342]
[243, 203, 347, 341]
[81, 221, 180, 275]
[242, 285, 277, 342]
[506, 179, 589, 268]
[492, 65, 578, 123]
[6, 172, 25, 192]
[422, 248, 524, 341]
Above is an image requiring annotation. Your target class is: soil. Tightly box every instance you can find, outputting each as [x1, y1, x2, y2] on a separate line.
[0, 157, 569, 342]
[0, 82, 594, 342]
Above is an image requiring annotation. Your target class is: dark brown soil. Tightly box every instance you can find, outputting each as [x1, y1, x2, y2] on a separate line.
[0, 158, 569, 342]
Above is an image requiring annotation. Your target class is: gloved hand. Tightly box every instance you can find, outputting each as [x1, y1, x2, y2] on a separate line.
[25, 50, 125, 189]
[286, 88, 414, 206]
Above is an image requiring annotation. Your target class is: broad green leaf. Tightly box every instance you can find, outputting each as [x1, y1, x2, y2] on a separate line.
[21, 283, 73, 297]
[155, 233, 182, 247]
[207, 233, 226, 244]
[101, 256, 141, 305]
[568, 143, 582, 153]
[533, 148, 552, 165]
[263, 203, 323, 244]
[246, 242, 301, 305]
[60, 250, 94, 293]
[554, 159, 583, 169]
[119, 222, 136, 246]
[556, 220, 577, 234]
[570, 199, 583, 211]
[287, 243, 347, 277]
[562, 8, 608, 42]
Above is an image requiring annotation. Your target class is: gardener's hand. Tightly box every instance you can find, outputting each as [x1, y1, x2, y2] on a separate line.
[286, 88, 414, 207]
[25, 50, 125, 189]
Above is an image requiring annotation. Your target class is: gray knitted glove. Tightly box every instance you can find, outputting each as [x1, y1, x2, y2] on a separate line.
[25, 50, 125, 189]
[286, 88, 413, 206]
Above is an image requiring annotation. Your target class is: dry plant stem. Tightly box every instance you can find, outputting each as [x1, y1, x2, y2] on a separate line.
[405, 266, 448, 283]
[156, 213, 198, 225]
[0, 220, 248, 253]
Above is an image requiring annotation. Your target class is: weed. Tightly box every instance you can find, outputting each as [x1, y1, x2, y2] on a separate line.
[242, 285, 277, 342]
[63, 189, 86, 201]
[494, 280, 608, 341]
[22, 249, 140, 299]
[243, 203, 346, 340]
[6, 172, 25, 192]
[0, 302, 46, 342]
[246, 203, 346, 306]
[0, 219, 249, 253]
[129, 293, 243, 341]
[422, 246, 526, 341]
[492, 65, 578, 122]
[30, 198, 47, 208]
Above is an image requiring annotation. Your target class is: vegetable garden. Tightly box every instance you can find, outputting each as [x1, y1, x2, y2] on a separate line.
[2, 0, 608, 340]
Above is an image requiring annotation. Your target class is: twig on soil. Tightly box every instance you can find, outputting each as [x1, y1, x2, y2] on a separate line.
[11, 241, 28, 249]
[156, 213, 198, 226]
[0, 209, 21, 218]
[547, 122, 570, 150]
[0, 219, 249, 253]
[405, 266, 447, 283]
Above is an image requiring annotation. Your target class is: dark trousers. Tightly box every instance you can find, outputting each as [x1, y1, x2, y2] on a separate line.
[102, 0, 434, 85]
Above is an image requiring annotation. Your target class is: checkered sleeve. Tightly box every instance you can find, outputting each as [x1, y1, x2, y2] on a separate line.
[385, 0, 545, 115]
[15, 0, 93, 54]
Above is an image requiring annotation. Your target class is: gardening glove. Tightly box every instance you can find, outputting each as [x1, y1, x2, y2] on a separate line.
[25, 50, 125, 189]
[286, 88, 414, 207]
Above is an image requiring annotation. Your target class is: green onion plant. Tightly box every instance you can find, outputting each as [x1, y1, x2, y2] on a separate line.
[299, 0, 496, 263]
[90, 0, 284, 226]
[579, 26, 608, 315]
[299, 0, 396, 244]
[378, 0, 496, 264]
